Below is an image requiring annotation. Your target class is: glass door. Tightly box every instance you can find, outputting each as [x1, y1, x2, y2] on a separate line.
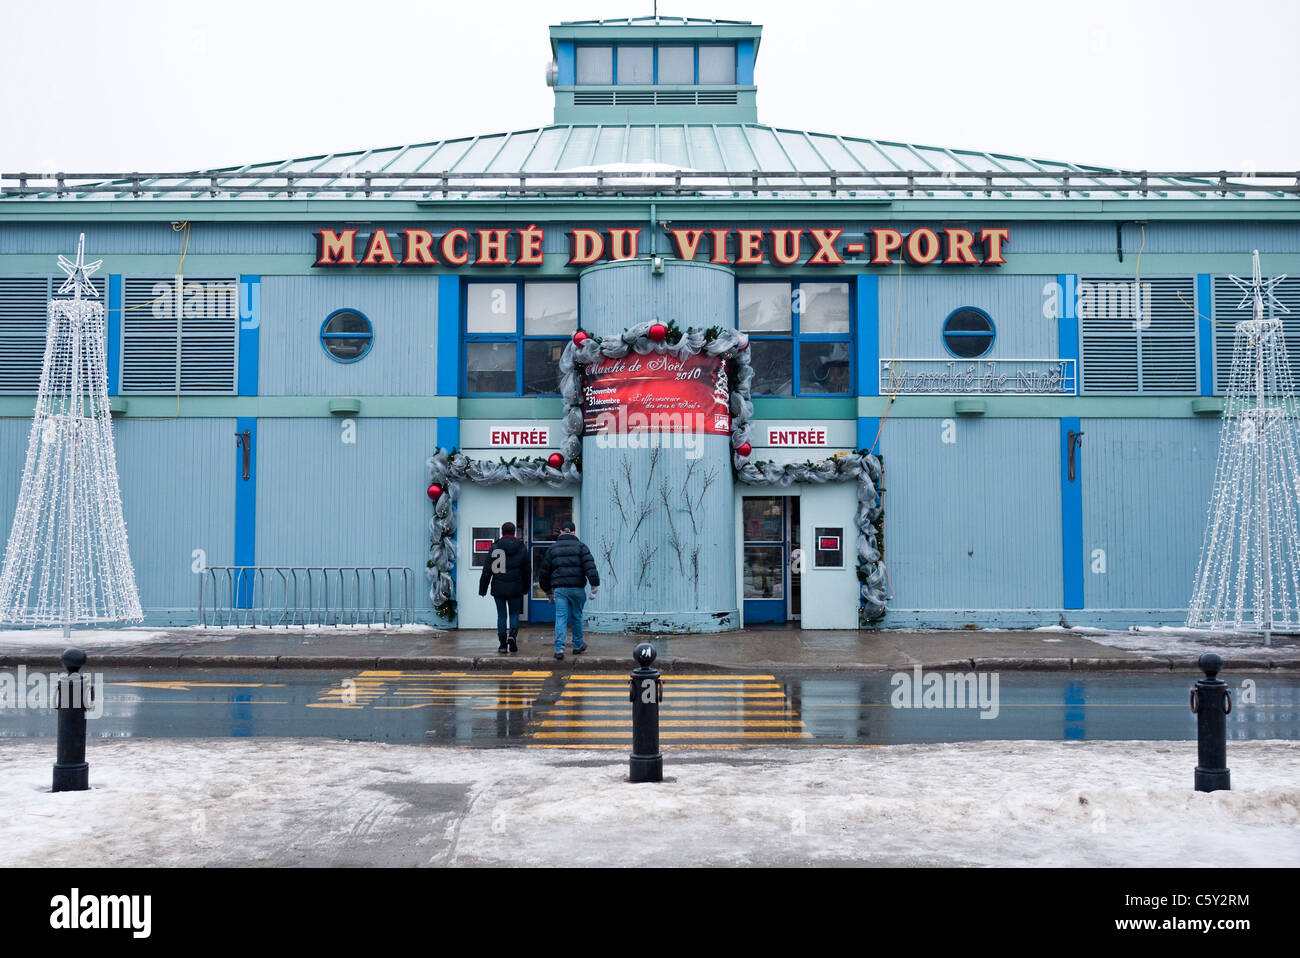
[742, 495, 787, 623]
[519, 495, 573, 623]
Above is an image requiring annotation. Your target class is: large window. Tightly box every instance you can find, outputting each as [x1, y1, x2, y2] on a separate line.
[464, 281, 578, 395]
[573, 43, 737, 85]
[738, 281, 852, 396]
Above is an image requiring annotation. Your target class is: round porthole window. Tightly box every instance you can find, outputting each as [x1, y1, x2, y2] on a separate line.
[320, 308, 374, 362]
[942, 307, 995, 359]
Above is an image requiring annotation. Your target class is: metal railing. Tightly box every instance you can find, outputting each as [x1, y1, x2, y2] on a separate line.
[3, 169, 1297, 200]
[197, 566, 416, 629]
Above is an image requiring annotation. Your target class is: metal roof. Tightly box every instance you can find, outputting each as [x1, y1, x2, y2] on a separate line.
[3, 123, 1295, 201]
[557, 16, 754, 26]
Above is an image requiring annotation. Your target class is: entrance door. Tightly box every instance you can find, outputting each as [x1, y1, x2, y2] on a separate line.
[518, 495, 573, 623]
[742, 495, 799, 623]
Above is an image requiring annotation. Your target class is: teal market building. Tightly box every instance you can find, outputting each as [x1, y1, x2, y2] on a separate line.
[1, 15, 1298, 633]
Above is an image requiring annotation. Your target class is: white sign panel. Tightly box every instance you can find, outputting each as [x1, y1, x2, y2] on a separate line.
[765, 426, 829, 447]
[489, 426, 550, 447]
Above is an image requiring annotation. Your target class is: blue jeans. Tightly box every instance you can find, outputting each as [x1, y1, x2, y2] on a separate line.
[494, 595, 521, 638]
[553, 587, 587, 653]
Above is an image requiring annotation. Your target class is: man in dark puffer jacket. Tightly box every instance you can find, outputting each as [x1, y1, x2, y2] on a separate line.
[536, 519, 599, 660]
[479, 521, 530, 655]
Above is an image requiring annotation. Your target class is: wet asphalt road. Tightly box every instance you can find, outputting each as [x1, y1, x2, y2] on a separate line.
[1, 667, 1297, 747]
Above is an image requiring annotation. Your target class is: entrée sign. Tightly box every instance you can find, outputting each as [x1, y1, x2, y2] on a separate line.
[314, 225, 1009, 268]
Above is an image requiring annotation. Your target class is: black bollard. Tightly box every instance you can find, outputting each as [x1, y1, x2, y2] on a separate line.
[628, 642, 663, 783]
[1190, 651, 1231, 793]
[52, 647, 91, 792]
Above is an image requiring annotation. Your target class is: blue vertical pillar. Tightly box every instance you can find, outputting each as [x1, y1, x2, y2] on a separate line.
[436, 274, 460, 451]
[857, 274, 880, 454]
[1058, 275, 1083, 611]
[234, 417, 257, 607]
[107, 275, 122, 396]
[1060, 417, 1084, 611]
[238, 275, 260, 396]
[1197, 273, 1213, 395]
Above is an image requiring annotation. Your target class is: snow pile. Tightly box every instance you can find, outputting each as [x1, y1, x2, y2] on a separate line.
[1, 739, 1296, 867]
[0, 628, 168, 649]
[1081, 627, 1294, 659]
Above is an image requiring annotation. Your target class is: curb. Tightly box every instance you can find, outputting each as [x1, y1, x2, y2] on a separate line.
[0, 652, 1294, 672]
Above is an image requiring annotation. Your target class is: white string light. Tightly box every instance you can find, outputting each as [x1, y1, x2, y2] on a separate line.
[0, 234, 142, 634]
[1188, 250, 1297, 645]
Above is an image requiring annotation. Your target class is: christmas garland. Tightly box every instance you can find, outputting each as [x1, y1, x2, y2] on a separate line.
[559, 319, 754, 470]
[425, 448, 580, 621]
[732, 451, 889, 623]
[427, 321, 887, 625]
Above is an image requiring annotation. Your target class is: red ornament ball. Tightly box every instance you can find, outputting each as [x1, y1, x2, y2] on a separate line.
[547, 453, 564, 469]
[648, 323, 668, 342]
[426, 482, 444, 501]
[736, 442, 752, 457]
[573, 330, 590, 346]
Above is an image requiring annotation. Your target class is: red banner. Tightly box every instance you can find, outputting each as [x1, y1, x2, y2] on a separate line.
[583, 353, 731, 435]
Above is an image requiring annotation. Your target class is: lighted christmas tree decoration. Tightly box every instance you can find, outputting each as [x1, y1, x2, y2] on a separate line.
[0, 235, 142, 635]
[1188, 250, 1299, 645]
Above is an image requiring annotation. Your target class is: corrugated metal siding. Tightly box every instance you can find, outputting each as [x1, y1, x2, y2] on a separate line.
[254, 418, 434, 607]
[1080, 418, 1219, 609]
[259, 274, 437, 396]
[579, 258, 736, 334]
[0, 420, 33, 540]
[0, 223, 314, 256]
[878, 273, 1057, 360]
[114, 418, 236, 611]
[577, 259, 737, 623]
[581, 435, 737, 618]
[882, 418, 1062, 609]
[1127, 222, 1300, 254]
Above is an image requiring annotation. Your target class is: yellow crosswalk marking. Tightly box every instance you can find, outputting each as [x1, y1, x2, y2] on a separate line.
[532, 730, 813, 739]
[528, 671, 808, 747]
[110, 681, 285, 691]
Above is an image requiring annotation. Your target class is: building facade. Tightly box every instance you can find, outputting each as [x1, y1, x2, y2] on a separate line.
[1, 16, 1297, 632]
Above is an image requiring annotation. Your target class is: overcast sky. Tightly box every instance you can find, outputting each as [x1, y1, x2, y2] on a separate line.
[2, 0, 1297, 173]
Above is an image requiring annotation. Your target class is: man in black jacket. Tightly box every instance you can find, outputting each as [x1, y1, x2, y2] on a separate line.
[478, 521, 530, 655]
[536, 519, 599, 660]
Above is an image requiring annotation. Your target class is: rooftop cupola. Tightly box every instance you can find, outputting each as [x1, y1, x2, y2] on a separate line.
[547, 16, 761, 126]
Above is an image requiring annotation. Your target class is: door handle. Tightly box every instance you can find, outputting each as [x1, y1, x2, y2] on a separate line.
[235, 429, 251, 481]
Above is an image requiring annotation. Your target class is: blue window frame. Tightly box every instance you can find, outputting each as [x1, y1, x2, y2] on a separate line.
[573, 42, 737, 85]
[463, 280, 578, 396]
[737, 280, 853, 396]
[320, 308, 373, 363]
[942, 306, 996, 359]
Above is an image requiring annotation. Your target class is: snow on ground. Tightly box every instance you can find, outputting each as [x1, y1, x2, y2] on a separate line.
[170, 623, 446, 635]
[1078, 627, 1290, 659]
[1, 739, 1297, 867]
[0, 628, 169, 649]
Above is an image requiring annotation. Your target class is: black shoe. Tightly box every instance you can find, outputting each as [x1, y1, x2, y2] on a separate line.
[497, 637, 509, 655]
[554, 652, 564, 661]
[507, 629, 518, 655]
[574, 644, 588, 655]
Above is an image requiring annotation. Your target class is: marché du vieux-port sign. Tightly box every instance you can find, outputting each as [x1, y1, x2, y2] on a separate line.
[313, 225, 1010, 268]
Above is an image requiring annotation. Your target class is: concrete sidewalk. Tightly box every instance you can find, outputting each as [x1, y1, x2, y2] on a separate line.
[1, 623, 1296, 672]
